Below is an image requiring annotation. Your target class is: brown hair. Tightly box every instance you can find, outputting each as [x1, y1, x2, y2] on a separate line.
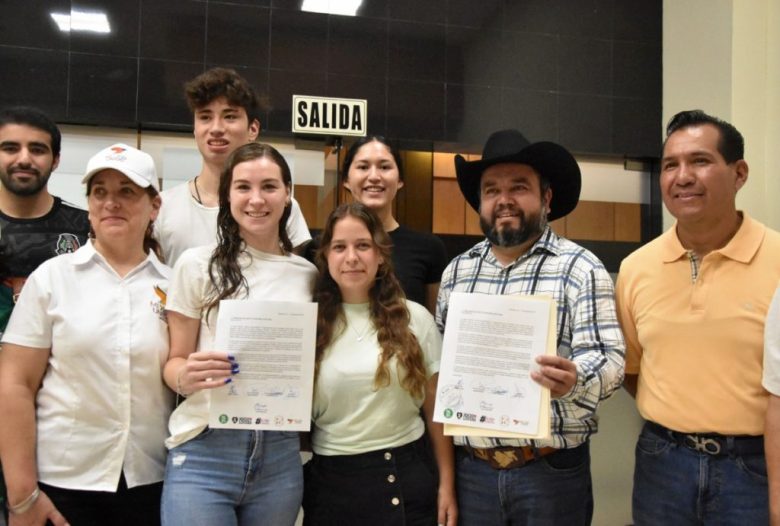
[314, 203, 427, 398]
[204, 142, 293, 318]
[185, 67, 262, 126]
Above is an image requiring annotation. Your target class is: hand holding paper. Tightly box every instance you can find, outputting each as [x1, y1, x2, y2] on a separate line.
[178, 351, 238, 395]
[531, 355, 577, 398]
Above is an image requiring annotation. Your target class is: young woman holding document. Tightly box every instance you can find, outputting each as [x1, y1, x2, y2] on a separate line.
[302, 202, 457, 526]
[161, 142, 316, 526]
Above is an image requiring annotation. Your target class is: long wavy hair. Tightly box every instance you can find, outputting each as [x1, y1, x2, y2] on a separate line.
[314, 202, 427, 398]
[204, 143, 293, 318]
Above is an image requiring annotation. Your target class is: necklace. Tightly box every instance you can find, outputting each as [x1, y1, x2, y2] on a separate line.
[348, 318, 374, 342]
[192, 177, 203, 204]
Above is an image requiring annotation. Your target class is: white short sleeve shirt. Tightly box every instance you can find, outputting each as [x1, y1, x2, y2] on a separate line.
[2, 241, 174, 491]
[155, 181, 312, 266]
[165, 244, 317, 448]
[763, 283, 780, 395]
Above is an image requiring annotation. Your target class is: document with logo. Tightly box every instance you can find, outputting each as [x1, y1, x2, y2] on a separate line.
[208, 299, 317, 431]
[433, 292, 554, 439]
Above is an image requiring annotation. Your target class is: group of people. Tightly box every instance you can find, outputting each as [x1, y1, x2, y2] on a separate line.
[0, 65, 777, 526]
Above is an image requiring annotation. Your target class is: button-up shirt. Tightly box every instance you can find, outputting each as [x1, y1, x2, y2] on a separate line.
[2, 241, 173, 491]
[436, 227, 625, 449]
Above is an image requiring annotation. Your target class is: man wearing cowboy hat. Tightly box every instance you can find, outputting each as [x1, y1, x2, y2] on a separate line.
[616, 110, 780, 525]
[436, 129, 625, 524]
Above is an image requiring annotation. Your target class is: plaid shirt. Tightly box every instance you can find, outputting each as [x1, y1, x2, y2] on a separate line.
[436, 226, 625, 449]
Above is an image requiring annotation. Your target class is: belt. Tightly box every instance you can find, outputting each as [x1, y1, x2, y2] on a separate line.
[462, 445, 557, 470]
[645, 421, 764, 456]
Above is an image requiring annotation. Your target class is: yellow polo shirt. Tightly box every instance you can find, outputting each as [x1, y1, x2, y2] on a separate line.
[616, 213, 780, 435]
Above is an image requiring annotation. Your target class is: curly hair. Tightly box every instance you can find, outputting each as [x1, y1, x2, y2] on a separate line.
[314, 202, 427, 399]
[184, 67, 262, 127]
[204, 143, 294, 319]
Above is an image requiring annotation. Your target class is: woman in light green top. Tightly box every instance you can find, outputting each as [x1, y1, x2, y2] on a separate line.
[303, 202, 456, 526]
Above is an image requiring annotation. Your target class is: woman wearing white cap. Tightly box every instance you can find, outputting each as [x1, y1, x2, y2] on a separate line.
[0, 143, 173, 526]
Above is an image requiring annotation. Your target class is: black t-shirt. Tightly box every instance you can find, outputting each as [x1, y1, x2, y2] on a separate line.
[0, 197, 90, 333]
[388, 225, 448, 306]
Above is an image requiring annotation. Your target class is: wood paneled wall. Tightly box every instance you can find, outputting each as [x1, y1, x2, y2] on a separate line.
[431, 153, 642, 242]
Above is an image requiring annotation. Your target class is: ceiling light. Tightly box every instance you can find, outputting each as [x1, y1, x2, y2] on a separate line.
[50, 10, 111, 33]
[301, 0, 362, 16]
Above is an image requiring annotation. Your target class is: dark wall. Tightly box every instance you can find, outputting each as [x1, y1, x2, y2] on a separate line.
[0, 0, 661, 157]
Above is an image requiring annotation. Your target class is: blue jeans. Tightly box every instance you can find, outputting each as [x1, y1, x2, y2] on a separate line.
[161, 428, 303, 526]
[456, 442, 592, 526]
[633, 422, 768, 525]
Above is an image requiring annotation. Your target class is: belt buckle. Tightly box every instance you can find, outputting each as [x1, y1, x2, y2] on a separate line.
[684, 434, 722, 455]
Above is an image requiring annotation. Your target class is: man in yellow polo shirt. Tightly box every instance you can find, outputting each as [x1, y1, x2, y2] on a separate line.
[616, 109, 780, 525]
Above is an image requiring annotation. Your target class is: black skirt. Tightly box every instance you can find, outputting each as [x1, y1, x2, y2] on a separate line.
[302, 436, 438, 526]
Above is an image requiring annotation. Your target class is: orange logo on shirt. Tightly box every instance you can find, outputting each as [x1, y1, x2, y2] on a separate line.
[151, 284, 167, 322]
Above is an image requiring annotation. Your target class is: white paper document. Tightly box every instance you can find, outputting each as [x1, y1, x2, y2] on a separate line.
[208, 299, 318, 431]
[434, 292, 554, 438]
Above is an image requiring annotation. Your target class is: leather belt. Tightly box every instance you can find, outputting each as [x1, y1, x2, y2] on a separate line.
[645, 421, 764, 456]
[463, 445, 557, 470]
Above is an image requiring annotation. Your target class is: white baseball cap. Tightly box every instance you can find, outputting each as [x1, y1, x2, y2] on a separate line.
[82, 143, 159, 192]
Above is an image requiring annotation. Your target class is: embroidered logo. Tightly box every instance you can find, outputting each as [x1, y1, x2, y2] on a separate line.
[151, 284, 167, 322]
[55, 233, 81, 255]
[106, 145, 128, 162]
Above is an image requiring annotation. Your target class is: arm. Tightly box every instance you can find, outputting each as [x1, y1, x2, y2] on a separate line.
[0, 343, 68, 526]
[767, 394, 780, 526]
[425, 282, 440, 315]
[531, 354, 577, 398]
[163, 311, 235, 396]
[422, 373, 457, 526]
[559, 264, 626, 407]
[623, 373, 638, 398]
[615, 267, 643, 396]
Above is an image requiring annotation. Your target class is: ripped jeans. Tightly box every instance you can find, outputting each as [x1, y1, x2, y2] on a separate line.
[161, 428, 303, 526]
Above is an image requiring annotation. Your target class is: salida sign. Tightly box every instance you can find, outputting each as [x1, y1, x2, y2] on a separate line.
[292, 95, 367, 137]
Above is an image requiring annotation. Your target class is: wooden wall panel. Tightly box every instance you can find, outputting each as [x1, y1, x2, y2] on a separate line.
[400, 151, 434, 231]
[465, 205, 482, 235]
[433, 179, 466, 234]
[566, 201, 614, 241]
[433, 152, 457, 178]
[614, 202, 642, 242]
[295, 185, 319, 230]
[550, 217, 567, 237]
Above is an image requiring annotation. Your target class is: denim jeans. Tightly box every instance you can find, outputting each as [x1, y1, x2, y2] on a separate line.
[161, 428, 303, 526]
[633, 422, 768, 525]
[455, 442, 592, 526]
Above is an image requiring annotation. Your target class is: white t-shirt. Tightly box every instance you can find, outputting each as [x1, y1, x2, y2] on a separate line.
[2, 241, 173, 491]
[155, 181, 312, 266]
[165, 244, 317, 448]
[311, 300, 442, 456]
[763, 282, 780, 395]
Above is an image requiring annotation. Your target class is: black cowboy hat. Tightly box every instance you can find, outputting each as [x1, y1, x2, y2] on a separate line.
[454, 129, 581, 221]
